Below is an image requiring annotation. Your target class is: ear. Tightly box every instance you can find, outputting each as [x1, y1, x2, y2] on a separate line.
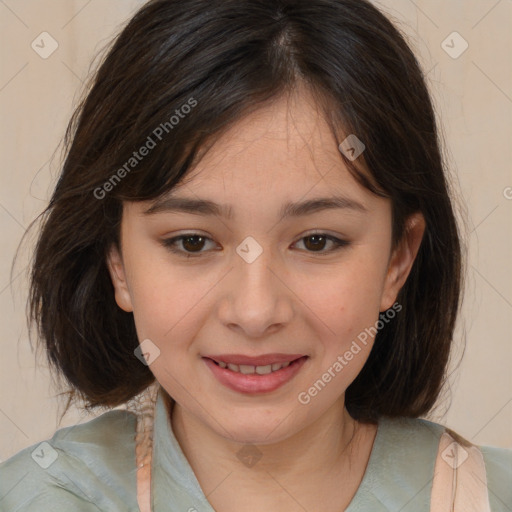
[106, 243, 134, 312]
[380, 212, 426, 312]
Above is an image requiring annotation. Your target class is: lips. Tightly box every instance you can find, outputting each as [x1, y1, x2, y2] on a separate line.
[203, 355, 309, 394]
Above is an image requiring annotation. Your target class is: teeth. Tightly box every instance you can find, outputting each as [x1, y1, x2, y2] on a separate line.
[217, 360, 293, 374]
[239, 364, 255, 374]
[256, 365, 272, 375]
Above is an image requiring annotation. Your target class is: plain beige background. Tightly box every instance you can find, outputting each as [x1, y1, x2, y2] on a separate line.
[0, 0, 511, 462]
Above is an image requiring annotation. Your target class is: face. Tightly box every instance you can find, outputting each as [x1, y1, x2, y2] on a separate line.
[107, 89, 424, 445]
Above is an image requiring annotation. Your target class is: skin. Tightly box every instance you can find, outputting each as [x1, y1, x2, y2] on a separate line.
[107, 87, 425, 511]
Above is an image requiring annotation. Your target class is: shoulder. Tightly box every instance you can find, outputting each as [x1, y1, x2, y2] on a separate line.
[0, 408, 140, 512]
[480, 444, 512, 511]
[375, 416, 512, 511]
[375, 415, 446, 460]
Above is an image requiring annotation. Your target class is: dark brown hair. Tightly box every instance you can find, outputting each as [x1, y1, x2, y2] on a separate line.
[21, 0, 463, 422]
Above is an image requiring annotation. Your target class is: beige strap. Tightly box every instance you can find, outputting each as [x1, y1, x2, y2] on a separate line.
[430, 430, 490, 512]
[129, 382, 159, 512]
[136, 454, 152, 512]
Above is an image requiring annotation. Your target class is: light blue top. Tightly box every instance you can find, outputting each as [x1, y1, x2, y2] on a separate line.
[1, 388, 511, 511]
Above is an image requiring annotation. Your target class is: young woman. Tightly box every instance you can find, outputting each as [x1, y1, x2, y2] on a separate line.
[1, 0, 510, 511]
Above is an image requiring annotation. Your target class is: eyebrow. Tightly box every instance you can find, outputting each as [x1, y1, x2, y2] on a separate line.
[143, 194, 368, 220]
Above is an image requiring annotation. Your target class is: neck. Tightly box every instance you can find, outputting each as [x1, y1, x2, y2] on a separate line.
[168, 394, 364, 484]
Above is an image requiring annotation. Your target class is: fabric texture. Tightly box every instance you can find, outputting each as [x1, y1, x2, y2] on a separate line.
[1, 384, 511, 511]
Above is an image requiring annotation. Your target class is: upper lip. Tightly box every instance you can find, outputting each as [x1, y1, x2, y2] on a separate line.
[204, 353, 306, 366]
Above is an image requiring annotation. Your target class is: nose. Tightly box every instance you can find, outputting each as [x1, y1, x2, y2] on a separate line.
[216, 240, 294, 338]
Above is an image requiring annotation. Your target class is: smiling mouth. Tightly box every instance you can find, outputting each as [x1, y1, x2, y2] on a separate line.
[203, 355, 309, 394]
[206, 356, 307, 375]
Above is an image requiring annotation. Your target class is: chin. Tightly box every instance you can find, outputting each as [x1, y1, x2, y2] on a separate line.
[211, 412, 300, 446]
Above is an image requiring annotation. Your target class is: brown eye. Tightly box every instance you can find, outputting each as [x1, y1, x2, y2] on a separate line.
[303, 234, 328, 251]
[161, 234, 215, 256]
[181, 235, 207, 252]
[294, 234, 349, 253]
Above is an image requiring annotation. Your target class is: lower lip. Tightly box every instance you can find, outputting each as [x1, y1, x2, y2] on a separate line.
[203, 356, 308, 394]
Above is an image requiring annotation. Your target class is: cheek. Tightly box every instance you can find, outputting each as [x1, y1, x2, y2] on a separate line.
[127, 256, 216, 349]
[302, 253, 386, 330]
[299, 252, 387, 386]
[128, 271, 206, 388]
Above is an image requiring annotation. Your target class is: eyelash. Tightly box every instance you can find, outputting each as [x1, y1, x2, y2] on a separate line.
[160, 232, 350, 258]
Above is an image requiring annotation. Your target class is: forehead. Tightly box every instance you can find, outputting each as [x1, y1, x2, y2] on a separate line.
[171, 90, 371, 203]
